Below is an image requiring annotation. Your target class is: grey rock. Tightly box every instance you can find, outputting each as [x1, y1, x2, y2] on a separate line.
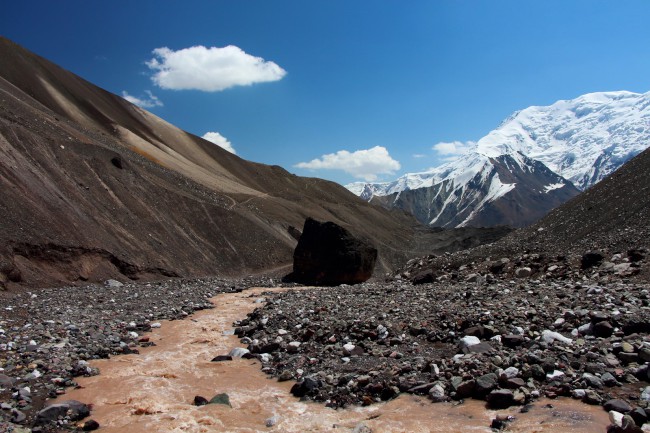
[474, 373, 498, 398]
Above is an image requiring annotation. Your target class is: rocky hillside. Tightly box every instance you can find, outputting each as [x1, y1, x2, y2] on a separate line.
[348, 90, 650, 228]
[394, 146, 650, 283]
[0, 37, 505, 289]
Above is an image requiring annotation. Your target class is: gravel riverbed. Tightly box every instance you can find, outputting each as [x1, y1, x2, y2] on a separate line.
[1, 249, 649, 432]
[0, 276, 278, 432]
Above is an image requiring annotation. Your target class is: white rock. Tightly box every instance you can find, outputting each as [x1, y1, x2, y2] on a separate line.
[429, 384, 446, 402]
[542, 330, 572, 345]
[287, 341, 301, 353]
[503, 367, 519, 379]
[578, 323, 593, 335]
[459, 336, 481, 348]
[546, 370, 565, 380]
[609, 410, 624, 428]
[343, 343, 356, 355]
[572, 389, 586, 399]
[105, 279, 123, 287]
[641, 386, 650, 400]
[228, 347, 250, 358]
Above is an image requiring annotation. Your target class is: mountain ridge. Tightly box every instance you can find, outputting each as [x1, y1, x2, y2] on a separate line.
[348, 90, 650, 227]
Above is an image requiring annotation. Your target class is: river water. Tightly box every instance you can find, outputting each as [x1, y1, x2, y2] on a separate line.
[66, 287, 611, 432]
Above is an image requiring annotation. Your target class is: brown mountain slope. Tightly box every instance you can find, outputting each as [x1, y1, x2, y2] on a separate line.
[0, 37, 428, 288]
[0, 37, 511, 289]
[503, 145, 650, 256]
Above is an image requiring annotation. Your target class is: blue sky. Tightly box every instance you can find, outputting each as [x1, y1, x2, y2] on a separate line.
[3, 1, 650, 185]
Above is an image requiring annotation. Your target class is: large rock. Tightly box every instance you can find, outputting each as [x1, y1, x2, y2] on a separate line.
[286, 218, 377, 286]
[34, 400, 90, 426]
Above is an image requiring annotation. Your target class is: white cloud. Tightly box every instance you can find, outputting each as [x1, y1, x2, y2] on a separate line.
[146, 45, 287, 92]
[432, 140, 474, 161]
[121, 90, 163, 108]
[202, 131, 236, 154]
[295, 146, 401, 182]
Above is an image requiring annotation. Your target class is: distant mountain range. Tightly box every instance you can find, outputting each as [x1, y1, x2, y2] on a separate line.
[348, 91, 650, 228]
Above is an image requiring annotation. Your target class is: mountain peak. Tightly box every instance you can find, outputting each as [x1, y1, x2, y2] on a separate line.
[348, 90, 650, 227]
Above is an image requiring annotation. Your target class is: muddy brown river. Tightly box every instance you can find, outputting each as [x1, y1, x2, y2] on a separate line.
[66, 287, 611, 432]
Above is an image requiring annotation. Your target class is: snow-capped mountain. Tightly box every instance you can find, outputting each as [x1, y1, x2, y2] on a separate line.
[478, 90, 650, 190]
[348, 90, 650, 227]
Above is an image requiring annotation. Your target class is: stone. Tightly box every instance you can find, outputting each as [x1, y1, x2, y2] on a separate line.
[582, 389, 602, 405]
[487, 389, 515, 409]
[581, 251, 604, 269]
[290, 376, 322, 398]
[593, 321, 614, 338]
[211, 355, 233, 362]
[628, 249, 646, 263]
[228, 347, 250, 358]
[428, 384, 447, 402]
[82, 420, 100, 431]
[582, 372, 604, 389]
[11, 409, 26, 424]
[502, 334, 525, 348]
[640, 386, 650, 401]
[278, 370, 293, 382]
[546, 370, 565, 381]
[604, 399, 633, 413]
[638, 348, 650, 362]
[601, 372, 620, 387]
[193, 396, 209, 406]
[459, 335, 480, 350]
[287, 341, 302, 353]
[105, 279, 124, 288]
[209, 393, 232, 407]
[629, 407, 647, 427]
[541, 330, 572, 345]
[35, 400, 90, 425]
[504, 378, 526, 389]
[265, 415, 280, 427]
[411, 270, 435, 285]
[474, 373, 498, 398]
[515, 267, 532, 278]
[490, 414, 515, 430]
[463, 341, 494, 354]
[286, 218, 378, 286]
[0, 373, 14, 388]
[453, 379, 476, 399]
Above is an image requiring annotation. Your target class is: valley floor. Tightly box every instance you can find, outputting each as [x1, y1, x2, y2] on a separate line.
[1, 255, 649, 432]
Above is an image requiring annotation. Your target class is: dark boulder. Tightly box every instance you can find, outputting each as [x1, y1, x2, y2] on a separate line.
[581, 251, 604, 269]
[35, 400, 90, 426]
[285, 218, 377, 286]
[411, 269, 435, 285]
[604, 399, 633, 413]
[290, 376, 322, 398]
[486, 389, 515, 409]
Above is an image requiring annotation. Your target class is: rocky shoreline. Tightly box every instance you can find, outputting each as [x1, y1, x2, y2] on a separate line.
[0, 276, 277, 432]
[234, 249, 650, 432]
[1, 249, 649, 432]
